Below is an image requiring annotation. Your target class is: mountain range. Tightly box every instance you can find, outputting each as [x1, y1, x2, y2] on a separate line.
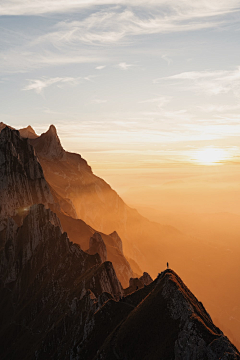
[0, 122, 239, 359]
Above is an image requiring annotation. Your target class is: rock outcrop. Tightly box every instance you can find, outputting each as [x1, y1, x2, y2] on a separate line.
[0, 126, 53, 218]
[0, 204, 123, 360]
[29, 124, 66, 160]
[109, 231, 123, 253]
[19, 125, 38, 139]
[124, 271, 153, 295]
[88, 232, 107, 262]
[140, 271, 153, 285]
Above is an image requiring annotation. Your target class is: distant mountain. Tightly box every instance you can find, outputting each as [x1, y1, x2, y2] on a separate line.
[21, 124, 182, 272]
[0, 125, 133, 287]
[16, 124, 240, 347]
[0, 124, 239, 359]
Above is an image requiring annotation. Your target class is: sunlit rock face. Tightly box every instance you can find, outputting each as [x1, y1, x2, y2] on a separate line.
[18, 125, 38, 139]
[29, 124, 67, 161]
[0, 126, 53, 218]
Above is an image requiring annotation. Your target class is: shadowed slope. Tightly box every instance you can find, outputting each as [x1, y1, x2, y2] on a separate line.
[95, 270, 240, 360]
[0, 204, 123, 360]
[0, 124, 134, 288]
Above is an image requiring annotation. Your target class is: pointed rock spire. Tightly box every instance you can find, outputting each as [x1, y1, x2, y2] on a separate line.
[88, 232, 107, 263]
[19, 125, 38, 139]
[109, 231, 123, 253]
[29, 124, 65, 160]
[0, 122, 14, 133]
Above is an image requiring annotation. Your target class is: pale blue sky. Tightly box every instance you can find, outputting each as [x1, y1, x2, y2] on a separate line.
[1, 0, 240, 169]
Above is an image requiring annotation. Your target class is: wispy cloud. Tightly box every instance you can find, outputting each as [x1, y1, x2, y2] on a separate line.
[117, 62, 134, 70]
[22, 76, 82, 94]
[29, 2, 240, 49]
[1, 1, 239, 73]
[95, 65, 106, 70]
[156, 67, 240, 96]
[161, 54, 173, 65]
[0, 0, 239, 16]
[0, 48, 104, 73]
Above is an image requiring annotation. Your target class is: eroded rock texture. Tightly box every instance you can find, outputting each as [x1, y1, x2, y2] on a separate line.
[0, 127, 53, 218]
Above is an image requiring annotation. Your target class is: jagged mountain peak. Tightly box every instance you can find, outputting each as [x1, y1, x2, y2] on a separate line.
[29, 124, 65, 160]
[19, 125, 38, 139]
[0, 123, 239, 358]
[109, 231, 123, 253]
[47, 124, 57, 135]
[0, 122, 14, 132]
[0, 122, 6, 131]
[0, 126, 53, 217]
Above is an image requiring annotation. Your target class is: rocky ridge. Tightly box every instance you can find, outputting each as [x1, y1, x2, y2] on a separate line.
[18, 123, 240, 348]
[0, 203, 123, 360]
[88, 232, 107, 262]
[0, 124, 134, 287]
[0, 127, 53, 219]
[0, 123, 239, 359]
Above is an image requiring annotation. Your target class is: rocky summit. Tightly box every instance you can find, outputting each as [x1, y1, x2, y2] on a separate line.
[0, 124, 239, 359]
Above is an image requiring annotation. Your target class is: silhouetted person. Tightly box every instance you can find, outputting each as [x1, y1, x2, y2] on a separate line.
[167, 262, 169, 269]
[136, 285, 138, 290]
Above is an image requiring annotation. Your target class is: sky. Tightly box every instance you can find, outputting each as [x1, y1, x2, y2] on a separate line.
[1, 0, 240, 175]
[2, 2, 240, 344]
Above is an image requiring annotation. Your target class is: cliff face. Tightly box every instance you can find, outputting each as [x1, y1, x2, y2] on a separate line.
[0, 204, 123, 360]
[0, 124, 134, 287]
[88, 232, 107, 262]
[0, 127, 53, 219]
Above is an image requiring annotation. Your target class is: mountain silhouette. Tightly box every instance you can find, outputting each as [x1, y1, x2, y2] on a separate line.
[0, 123, 239, 358]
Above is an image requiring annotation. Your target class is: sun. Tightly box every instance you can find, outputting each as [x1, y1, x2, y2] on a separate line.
[193, 147, 228, 165]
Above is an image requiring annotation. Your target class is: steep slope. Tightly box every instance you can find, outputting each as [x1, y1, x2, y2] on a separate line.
[0, 126, 53, 218]
[21, 124, 240, 346]
[0, 124, 239, 359]
[0, 124, 134, 287]
[24, 125, 181, 270]
[53, 209, 134, 287]
[0, 204, 123, 360]
[1, 208, 238, 360]
[94, 270, 240, 360]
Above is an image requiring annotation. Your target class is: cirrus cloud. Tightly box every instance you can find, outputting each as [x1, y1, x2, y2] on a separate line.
[22, 76, 82, 93]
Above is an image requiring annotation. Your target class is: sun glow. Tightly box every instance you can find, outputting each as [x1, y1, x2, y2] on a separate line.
[193, 147, 228, 165]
